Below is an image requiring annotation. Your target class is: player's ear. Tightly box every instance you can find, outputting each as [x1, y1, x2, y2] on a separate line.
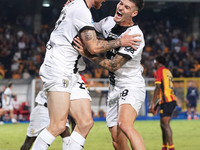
[131, 10, 138, 18]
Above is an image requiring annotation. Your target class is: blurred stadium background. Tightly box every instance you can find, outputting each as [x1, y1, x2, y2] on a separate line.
[0, 0, 200, 121]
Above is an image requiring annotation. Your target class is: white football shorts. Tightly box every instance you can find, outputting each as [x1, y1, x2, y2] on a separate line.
[27, 77, 91, 137]
[39, 64, 79, 93]
[70, 75, 92, 101]
[2, 100, 13, 111]
[27, 105, 70, 137]
[106, 85, 146, 127]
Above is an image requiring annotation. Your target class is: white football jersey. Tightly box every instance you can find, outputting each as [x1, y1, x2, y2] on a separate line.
[43, 0, 94, 74]
[94, 16, 145, 87]
[3, 88, 13, 105]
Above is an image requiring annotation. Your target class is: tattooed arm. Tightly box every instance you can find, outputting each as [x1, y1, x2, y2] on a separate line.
[73, 37, 129, 72]
[79, 29, 140, 55]
[90, 54, 129, 72]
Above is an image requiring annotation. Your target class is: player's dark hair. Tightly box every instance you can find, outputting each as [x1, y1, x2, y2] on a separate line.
[7, 82, 12, 88]
[156, 55, 166, 66]
[130, 0, 144, 11]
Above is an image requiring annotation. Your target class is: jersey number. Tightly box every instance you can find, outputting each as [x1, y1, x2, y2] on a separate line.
[78, 82, 86, 89]
[167, 75, 173, 89]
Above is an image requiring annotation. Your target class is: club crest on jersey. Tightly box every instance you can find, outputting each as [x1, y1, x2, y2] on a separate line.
[31, 129, 35, 134]
[62, 79, 69, 88]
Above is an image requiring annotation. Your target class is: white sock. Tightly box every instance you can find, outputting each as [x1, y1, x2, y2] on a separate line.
[31, 128, 55, 150]
[69, 131, 86, 150]
[62, 136, 70, 150]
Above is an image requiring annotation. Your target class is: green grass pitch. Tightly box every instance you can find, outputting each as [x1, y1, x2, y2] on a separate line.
[0, 120, 199, 150]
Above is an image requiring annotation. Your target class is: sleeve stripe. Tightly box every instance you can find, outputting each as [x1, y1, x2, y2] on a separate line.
[78, 26, 95, 35]
[155, 81, 161, 84]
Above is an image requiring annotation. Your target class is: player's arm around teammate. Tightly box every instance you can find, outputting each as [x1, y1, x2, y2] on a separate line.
[74, 33, 145, 150]
[74, 1, 146, 149]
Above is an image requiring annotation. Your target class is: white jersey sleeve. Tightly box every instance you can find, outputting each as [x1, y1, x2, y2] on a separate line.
[94, 16, 115, 37]
[73, 7, 94, 33]
[117, 25, 145, 59]
[93, 17, 107, 33]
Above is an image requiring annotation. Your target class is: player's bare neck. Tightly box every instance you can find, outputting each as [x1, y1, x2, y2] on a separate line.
[118, 21, 134, 27]
[85, 0, 92, 9]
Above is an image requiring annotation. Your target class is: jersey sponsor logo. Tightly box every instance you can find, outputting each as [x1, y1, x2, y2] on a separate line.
[108, 98, 118, 107]
[107, 32, 118, 39]
[124, 47, 135, 54]
[62, 79, 69, 88]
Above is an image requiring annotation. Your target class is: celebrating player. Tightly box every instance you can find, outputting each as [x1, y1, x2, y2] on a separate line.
[31, 0, 141, 149]
[150, 55, 177, 150]
[2, 82, 18, 124]
[73, 0, 146, 149]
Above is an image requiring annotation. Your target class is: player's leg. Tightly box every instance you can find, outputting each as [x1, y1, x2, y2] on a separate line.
[160, 116, 174, 149]
[187, 103, 192, 120]
[160, 117, 170, 150]
[60, 125, 71, 150]
[20, 136, 37, 150]
[69, 98, 94, 150]
[9, 108, 18, 123]
[0, 108, 5, 116]
[118, 104, 145, 150]
[193, 107, 198, 119]
[0, 108, 5, 124]
[160, 101, 176, 150]
[109, 125, 130, 150]
[31, 91, 70, 150]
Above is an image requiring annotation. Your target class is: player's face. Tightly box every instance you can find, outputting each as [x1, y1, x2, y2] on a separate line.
[154, 60, 158, 70]
[114, 0, 138, 26]
[94, 0, 106, 9]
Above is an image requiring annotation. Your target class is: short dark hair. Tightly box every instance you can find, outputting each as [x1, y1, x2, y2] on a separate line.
[130, 0, 144, 11]
[156, 55, 166, 66]
[7, 82, 12, 88]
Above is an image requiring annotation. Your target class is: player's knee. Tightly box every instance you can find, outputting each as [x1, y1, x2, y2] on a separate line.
[112, 140, 125, 150]
[118, 122, 131, 135]
[160, 122, 169, 129]
[112, 140, 120, 150]
[82, 117, 94, 130]
[77, 114, 94, 129]
[50, 122, 66, 134]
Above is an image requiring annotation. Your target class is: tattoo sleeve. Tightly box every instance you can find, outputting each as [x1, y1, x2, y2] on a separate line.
[81, 30, 122, 54]
[89, 54, 128, 72]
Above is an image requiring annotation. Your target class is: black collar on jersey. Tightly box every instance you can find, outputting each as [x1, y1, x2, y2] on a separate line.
[115, 22, 137, 28]
[83, 0, 89, 8]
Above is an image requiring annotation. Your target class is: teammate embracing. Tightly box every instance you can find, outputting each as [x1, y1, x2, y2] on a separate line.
[31, 0, 140, 149]
[74, 0, 146, 149]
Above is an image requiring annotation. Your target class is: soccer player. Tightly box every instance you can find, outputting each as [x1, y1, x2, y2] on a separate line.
[21, 74, 92, 150]
[150, 55, 177, 150]
[0, 107, 5, 125]
[73, 0, 146, 149]
[185, 80, 199, 120]
[20, 90, 71, 150]
[31, 0, 141, 149]
[2, 82, 19, 124]
[0, 86, 6, 125]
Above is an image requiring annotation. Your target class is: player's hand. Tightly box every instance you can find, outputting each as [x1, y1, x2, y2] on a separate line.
[149, 103, 155, 114]
[73, 37, 93, 58]
[120, 31, 141, 50]
[63, 0, 74, 8]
